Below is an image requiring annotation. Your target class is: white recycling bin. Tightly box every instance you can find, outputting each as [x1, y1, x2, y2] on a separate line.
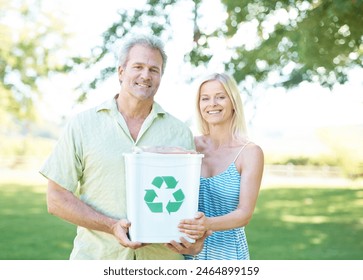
[123, 152, 204, 243]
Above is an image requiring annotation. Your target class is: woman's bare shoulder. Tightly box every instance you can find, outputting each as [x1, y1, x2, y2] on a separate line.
[234, 141, 264, 175]
[244, 141, 263, 157]
[240, 141, 264, 167]
[194, 135, 208, 153]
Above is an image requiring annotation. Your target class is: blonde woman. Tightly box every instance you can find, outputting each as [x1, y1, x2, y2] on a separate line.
[172, 73, 264, 260]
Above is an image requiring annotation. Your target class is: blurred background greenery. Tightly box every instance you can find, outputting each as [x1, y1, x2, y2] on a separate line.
[1, 0, 363, 259]
[1, 181, 362, 260]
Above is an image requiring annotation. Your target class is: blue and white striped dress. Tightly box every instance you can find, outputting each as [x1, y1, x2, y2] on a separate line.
[191, 145, 250, 260]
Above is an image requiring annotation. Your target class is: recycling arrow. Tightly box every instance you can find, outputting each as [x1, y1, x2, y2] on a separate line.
[166, 201, 182, 213]
[152, 176, 178, 189]
[166, 189, 185, 214]
[144, 189, 158, 202]
[172, 189, 185, 201]
[146, 201, 163, 213]
[144, 189, 163, 213]
[144, 176, 185, 214]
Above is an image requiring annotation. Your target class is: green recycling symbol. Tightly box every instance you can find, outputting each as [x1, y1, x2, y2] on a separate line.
[144, 176, 185, 214]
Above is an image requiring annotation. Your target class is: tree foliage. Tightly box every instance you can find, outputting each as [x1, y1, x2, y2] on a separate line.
[0, 0, 81, 121]
[3, 0, 362, 120]
[218, 0, 363, 89]
[87, 0, 362, 96]
[76, 0, 179, 102]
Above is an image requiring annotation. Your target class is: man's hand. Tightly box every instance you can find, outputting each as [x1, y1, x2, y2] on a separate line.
[111, 219, 145, 250]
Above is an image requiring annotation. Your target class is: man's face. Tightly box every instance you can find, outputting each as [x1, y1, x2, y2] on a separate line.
[118, 45, 163, 101]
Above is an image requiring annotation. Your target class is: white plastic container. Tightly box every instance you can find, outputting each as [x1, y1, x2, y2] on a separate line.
[124, 152, 204, 243]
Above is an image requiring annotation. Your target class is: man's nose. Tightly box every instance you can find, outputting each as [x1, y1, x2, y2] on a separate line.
[140, 68, 151, 79]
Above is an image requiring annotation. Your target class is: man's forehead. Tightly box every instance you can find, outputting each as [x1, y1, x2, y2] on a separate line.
[128, 45, 162, 64]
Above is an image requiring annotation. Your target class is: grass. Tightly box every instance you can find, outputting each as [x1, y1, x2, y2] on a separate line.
[0, 182, 76, 260]
[247, 186, 363, 260]
[0, 181, 362, 260]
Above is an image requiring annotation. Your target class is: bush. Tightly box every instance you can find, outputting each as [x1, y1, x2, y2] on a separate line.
[317, 126, 363, 179]
[0, 136, 55, 158]
[264, 153, 339, 167]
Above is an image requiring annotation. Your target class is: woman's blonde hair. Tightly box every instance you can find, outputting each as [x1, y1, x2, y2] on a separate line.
[195, 73, 248, 138]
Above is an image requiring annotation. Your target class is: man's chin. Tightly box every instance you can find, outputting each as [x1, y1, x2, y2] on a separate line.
[131, 92, 157, 101]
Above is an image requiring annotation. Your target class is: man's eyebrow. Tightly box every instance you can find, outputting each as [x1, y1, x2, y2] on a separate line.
[131, 62, 160, 70]
[150, 65, 161, 71]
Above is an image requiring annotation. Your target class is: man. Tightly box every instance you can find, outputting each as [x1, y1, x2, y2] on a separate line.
[40, 34, 200, 259]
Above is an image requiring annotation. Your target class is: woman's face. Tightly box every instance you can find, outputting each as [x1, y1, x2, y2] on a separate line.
[199, 80, 234, 126]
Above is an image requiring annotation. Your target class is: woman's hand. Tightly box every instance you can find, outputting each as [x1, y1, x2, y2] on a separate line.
[166, 230, 212, 255]
[178, 212, 209, 240]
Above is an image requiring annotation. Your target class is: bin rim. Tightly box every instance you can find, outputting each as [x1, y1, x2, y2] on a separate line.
[123, 152, 204, 158]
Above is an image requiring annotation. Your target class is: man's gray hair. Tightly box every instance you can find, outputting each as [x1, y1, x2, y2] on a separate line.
[118, 33, 168, 74]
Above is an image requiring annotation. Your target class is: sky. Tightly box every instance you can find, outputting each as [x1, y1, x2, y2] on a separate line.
[37, 0, 363, 154]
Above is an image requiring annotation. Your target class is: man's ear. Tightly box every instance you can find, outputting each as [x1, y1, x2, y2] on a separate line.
[118, 66, 124, 82]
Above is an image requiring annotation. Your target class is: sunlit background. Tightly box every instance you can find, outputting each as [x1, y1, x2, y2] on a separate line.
[2, 0, 362, 185]
[1, 0, 363, 261]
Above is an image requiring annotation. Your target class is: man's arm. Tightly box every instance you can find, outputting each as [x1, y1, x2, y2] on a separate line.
[47, 179, 143, 249]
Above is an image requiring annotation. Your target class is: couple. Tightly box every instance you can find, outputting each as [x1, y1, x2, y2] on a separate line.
[40, 33, 264, 260]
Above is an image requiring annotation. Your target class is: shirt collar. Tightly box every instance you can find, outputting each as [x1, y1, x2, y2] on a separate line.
[96, 94, 166, 117]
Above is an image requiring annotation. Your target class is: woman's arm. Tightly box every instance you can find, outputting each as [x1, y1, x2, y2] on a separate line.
[179, 144, 264, 235]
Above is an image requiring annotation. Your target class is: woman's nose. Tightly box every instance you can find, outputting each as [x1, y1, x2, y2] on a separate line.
[210, 97, 217, 106]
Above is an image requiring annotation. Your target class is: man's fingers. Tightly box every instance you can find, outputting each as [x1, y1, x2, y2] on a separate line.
[119, 219, 131, 229]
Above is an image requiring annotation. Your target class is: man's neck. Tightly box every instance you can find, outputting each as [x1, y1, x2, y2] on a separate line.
[115, 93, 153, 141]
[115, 93, 153, 120]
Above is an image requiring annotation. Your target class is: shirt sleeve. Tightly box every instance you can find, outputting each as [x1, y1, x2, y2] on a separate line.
[39, 117, 84, 193]
[185, 128, 196, 151]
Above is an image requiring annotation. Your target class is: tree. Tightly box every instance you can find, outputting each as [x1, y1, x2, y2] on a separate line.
[318, 125, 363, 179]
[84, 0, 363, 97]
[219, 0, 363, 89]
[0, 0, 83, 122]
[76, 0, 179, 102]
[3, 0, 361, 119]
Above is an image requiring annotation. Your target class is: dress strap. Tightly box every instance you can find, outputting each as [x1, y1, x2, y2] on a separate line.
[233, 141, 250, 162]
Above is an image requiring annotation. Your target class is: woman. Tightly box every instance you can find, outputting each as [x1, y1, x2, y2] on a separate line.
[177, 73, 264, 260]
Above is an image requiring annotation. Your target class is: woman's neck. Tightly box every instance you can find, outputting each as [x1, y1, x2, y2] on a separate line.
[207, 125, 245, 149]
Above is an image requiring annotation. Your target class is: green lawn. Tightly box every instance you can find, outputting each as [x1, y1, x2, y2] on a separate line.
[0, 181, 362, 259]
[247, 185, 363, 260]
[0, 182, 76, 260]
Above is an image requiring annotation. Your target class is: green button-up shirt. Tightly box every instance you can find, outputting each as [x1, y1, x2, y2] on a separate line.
[40, 96, 195, 259]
